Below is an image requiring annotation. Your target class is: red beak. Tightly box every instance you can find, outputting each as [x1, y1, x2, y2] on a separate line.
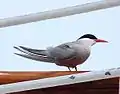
[95, 39, 108, 43]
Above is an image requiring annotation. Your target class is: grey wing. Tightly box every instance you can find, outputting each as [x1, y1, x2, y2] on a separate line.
[48, 43, 76, 59]
[14, 42, 76, 62]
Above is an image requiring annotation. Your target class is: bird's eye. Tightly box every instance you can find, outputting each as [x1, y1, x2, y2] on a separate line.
[64, 45, 70, 48]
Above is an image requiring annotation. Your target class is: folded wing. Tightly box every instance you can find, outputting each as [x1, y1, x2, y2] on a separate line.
[14, 42, 76, 63]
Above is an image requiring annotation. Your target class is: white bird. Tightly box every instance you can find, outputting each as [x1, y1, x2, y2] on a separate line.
[14, 34, 108, 71]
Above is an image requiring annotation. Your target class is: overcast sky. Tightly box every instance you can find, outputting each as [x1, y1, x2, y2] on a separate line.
[0, 0, 120, 71]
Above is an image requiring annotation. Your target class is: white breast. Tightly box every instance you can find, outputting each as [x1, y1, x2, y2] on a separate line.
[72, 43, 91, 63]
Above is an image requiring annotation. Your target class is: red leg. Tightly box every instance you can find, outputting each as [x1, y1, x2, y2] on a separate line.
[68, 67, 71, 71]
[74, 66, 77, 71]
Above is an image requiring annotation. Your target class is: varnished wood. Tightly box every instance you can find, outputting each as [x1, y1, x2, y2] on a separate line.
[0, 71, 88, 84]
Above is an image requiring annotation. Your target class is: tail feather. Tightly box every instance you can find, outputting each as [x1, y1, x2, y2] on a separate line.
[14, 53, 55, 63]
[14, 46, 29, 54]
[14, 46, 36, 57]
[18, 46, 47, 56]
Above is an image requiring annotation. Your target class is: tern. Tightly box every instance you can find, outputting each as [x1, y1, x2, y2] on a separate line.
[14, 34, 108, 71]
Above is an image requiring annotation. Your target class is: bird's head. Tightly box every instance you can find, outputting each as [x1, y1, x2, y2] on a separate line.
[77, 34, 108, 46]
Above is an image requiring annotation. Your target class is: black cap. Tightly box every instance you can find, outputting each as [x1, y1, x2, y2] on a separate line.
[77, 34, 97, 40]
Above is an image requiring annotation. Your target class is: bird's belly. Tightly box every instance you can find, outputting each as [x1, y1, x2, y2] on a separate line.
[56, 57, 86, 68]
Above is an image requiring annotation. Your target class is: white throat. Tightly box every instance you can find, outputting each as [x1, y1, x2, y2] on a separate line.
[77, 38, 96, 47]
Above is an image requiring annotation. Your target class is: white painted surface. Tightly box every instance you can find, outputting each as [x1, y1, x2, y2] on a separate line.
[0, 0, 120, 28]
